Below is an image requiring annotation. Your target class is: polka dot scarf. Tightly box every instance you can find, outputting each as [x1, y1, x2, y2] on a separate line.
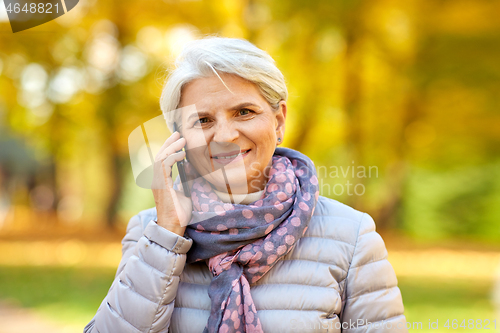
[185, 148, 319, 333]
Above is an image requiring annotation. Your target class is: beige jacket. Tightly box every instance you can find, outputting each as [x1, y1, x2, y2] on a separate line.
[84, 196, 407, 332]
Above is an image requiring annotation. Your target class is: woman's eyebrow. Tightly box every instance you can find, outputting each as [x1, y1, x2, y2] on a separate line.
[188, 103, 260, 121]
[187, 111, 211, 122]
[231, 102, 260, 110]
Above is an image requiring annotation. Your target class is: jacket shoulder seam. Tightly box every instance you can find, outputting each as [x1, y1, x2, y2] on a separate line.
[345, 213, 364, 272]
[348, 246, 388, 269]
[339, 212, 365, 318]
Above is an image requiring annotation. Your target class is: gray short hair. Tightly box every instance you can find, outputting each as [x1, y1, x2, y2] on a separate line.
[160, 36, 288, 131]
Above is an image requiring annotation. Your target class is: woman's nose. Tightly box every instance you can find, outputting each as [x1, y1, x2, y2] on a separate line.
[212, 121, 239, 143]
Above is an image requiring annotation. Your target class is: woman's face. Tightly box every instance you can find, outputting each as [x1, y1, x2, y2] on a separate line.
[178, 73, 286, 194]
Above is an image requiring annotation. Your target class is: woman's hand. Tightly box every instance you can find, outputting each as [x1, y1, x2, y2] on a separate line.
[151, 131, 193, 236]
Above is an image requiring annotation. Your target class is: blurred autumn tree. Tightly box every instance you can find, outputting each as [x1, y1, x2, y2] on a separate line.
[0, 0, 499, 239]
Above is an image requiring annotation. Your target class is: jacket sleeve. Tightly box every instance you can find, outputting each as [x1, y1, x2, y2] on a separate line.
[84, 213, 193, 333]
[340, 213, 407, 332]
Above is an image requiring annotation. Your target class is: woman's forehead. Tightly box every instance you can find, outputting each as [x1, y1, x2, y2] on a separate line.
[180, 76, 267, 114]
[183, 74, 259, 99]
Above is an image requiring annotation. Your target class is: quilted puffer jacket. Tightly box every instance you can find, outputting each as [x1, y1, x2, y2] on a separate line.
[84, 196, 407, 332]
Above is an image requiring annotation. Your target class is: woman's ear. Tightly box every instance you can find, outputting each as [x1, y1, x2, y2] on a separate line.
[275, 100, 287, 143]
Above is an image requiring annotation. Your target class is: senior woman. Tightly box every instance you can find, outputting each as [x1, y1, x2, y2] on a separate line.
[85, 37, 407, 333]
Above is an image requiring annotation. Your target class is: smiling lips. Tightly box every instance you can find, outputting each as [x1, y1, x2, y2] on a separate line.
[212, 149, 251, 159]
[211, 149, 251, 164]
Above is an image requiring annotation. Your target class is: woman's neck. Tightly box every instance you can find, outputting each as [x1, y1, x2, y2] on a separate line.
[213, 188, 265, 205]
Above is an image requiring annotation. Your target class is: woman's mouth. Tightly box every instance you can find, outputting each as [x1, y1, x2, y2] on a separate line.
[211, 149, 251, 165]
[212, 149, 250, 160]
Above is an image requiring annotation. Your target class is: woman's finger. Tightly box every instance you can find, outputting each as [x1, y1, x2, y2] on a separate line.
[155, 137, 186, 162]
[155, 131, 180, 160]
[161, 151, 186, 173]
[151, 151, 185, 189]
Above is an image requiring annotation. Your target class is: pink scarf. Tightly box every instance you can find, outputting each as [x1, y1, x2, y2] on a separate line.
[185, 148, 319, 333]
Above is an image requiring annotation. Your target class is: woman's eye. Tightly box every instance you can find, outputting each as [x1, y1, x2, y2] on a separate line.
[194, 117, 209, 126]
[239, 108, 253, 116]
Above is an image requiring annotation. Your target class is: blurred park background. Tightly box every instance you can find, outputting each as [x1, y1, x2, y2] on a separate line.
[0, 0, 499, 331]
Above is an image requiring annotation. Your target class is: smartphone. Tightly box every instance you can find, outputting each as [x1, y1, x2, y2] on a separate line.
[173, 122, 191, 197]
